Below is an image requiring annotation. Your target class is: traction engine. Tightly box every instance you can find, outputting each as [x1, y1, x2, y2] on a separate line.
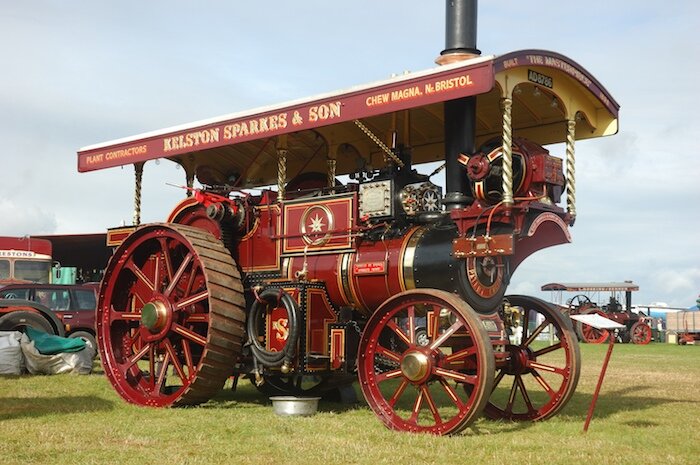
[81, 0, 619, 435]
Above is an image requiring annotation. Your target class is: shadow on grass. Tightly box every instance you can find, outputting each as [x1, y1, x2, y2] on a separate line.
[559, 384, 699, 423]
[201, 379, 699, 433]
[0, 395, 114, 421]
[202, 378, 364, 413]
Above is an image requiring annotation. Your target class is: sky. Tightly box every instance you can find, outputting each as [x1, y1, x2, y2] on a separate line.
[1, 1, 698, 308]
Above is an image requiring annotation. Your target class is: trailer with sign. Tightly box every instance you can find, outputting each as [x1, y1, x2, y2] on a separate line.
[667, 311, 700, 344]
[77, 1, 620, 434]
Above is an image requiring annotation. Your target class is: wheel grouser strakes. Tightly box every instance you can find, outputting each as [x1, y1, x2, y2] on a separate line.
[96, 223, 246, 407]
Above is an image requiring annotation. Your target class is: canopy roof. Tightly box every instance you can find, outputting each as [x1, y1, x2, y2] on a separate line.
[77, 49, 619, 188]
[541, 282, 639, 292]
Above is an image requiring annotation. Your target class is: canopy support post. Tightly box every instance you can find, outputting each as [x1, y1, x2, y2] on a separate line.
[133, 162, 144, 226]
[327, 158, 336, 194]
[277, 136, 288, 202]
[185, 168, 195, 197]
[566, 119, 577, 224]
[500, 97, 514, 207]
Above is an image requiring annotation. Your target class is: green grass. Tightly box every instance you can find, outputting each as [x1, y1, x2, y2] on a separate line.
[1, 343, 699, 465]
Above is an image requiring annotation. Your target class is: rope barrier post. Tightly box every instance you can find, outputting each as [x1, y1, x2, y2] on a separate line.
[133, 162, 144, 226]
[570, 313, 625, 433]
[584, 335, 615, 433]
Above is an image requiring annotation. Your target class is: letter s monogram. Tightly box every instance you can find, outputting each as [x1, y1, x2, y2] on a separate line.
[273, 318, 289, 341]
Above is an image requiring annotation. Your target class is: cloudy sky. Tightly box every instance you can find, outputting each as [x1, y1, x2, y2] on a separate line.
[1, 1, 698, 307]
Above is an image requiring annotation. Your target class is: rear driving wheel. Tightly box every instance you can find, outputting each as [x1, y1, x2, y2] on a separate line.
[358, 289, 494, 435]
[97, 223, 245, 407]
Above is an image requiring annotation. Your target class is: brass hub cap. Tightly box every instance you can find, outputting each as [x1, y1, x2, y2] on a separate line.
[141, 300, 169, 332]
[401, 351, 430, 382]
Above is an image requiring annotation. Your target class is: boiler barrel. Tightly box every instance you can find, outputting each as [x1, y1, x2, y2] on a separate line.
[282, 225, 466, 315]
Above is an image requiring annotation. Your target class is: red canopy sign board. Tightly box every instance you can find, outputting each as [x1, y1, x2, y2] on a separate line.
[78, 59, 494, 172]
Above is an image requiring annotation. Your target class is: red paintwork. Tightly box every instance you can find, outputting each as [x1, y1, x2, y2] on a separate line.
[77, 61, 494, 172]
[495, 50, 620, 117]
[280, 226, 418, 316]
[357, 289, 494, 435]
[163, 152, 572, 361]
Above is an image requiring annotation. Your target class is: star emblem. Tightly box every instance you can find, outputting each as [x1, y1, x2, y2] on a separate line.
[309, 213, 325, 232]
[300, 204, 334, 246]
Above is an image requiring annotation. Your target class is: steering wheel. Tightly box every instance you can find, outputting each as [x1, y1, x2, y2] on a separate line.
[567, 294, 592, 309]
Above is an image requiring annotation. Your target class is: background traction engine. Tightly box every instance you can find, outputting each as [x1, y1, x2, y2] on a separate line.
[569, 294, 652, 345]
[96, 137, 581, 434]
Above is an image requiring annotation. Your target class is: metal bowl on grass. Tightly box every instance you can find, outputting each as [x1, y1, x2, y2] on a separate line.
[270, 396, 321, 416]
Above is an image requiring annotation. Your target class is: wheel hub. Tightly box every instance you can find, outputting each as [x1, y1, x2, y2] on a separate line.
[401, 351, 431, 382]
[141, 300, 169, 332]
[503, 345, 532, 375]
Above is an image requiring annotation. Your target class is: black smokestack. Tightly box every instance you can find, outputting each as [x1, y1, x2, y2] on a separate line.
[439, 0, 480, 210]
[442, 0, 480, 59]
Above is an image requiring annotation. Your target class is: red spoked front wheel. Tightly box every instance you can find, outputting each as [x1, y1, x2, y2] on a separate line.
[358, 289, 494, 435]
[97, 223, 245, 407]
[630, 321, 652, 345]
[485, 295, 580, 421]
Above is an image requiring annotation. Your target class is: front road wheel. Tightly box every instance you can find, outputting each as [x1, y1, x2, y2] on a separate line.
[358, 289, 494, 435]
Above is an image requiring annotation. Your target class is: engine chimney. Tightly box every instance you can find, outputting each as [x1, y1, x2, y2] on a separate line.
[438, 0, 480, 210]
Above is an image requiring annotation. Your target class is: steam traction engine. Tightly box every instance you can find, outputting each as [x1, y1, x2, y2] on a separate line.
[78, 5, 619, 435]
[542, 282, 653, 345]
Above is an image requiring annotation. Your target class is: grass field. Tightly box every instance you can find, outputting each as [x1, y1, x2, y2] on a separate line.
[1, 343, 699, 465]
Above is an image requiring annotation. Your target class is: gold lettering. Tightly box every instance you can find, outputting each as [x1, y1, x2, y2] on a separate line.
[222, 113, 288, 141]
[86, 153, 104, 164]
[279, 112, 288, 128]
[430, 75, 474, 94]
[163, 129, 219, 152]
[503, 58, 519, 69]
[308, 102, 342, 122]
[366, 93, 389, 106]
[390, 86, 422, 101]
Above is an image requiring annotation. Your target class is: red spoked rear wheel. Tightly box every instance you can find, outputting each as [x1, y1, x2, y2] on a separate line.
[484, 295, 580, 421]
[358, 289, 494, 435]
[97, 223, 245, 407]
[630, 321, 652, 345]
